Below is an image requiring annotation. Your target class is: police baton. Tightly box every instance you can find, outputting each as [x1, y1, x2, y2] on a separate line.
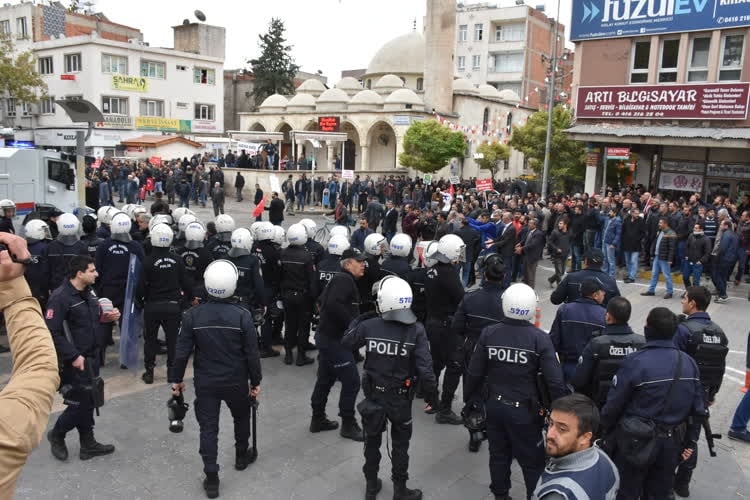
[250, 395, 258, 457]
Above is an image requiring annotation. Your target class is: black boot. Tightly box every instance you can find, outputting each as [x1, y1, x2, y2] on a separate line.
[79, 431, 115, 460]
[674, 469, 692, 498]
[435, 406, 463, 425]
[203, 472, 219, 499]
[284, 348, 294, 365]
[296, 352, 315, 366]
[235, 446, 257, 470]
[259, 346, 280, 358]
[310, 413, 339, 433]
[365, 477, 382, 500]
[468, 435, 482, 452]
[47, 429, 68, 461]
[340, 418, 364, 442]
[393, 480, 422, 500]
[141, 368, 154, 384]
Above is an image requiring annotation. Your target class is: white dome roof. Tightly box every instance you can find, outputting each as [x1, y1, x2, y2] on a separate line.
[498, 89, 521, 104]
[374, 74, 405, 90]
[478, 84, 501, 99]
[452, 78, 478, 94]
[287, 93, 316, 107]
[317, 88, 350, 103]
[367, 32, 425, 76]
[296, 78, 327, 94]
[259, 94, 288, 108]
[335, 77, 363, 91]
[350, 89, 384, 105]
[385, 88, 423, 105]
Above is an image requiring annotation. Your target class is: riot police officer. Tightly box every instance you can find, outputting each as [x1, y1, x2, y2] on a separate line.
[358, 233, 388, 314]
[175, 213, 198, 250]
[80, 214, 103, 259]
[137, 223, 191, 385]
[46, 255, 120, 462]
[175, 221, 213, 305]
[342, 276, 439, 500]
[381, 233, 412, 277]
[300, 218, 325, 265]
[228, 227, 267, 320]
[0, 199, 16, 233]
[46, 213, 89, 293]
[550, 249, 620, 306]
[451, 253, 506, 451]
[571, 296, 646, 407]
[280, 223, 318, 366]
[23, 219, 51, 310]
[549, 278, 606, 382]
[251, 222, 282, 357]
[206, 214, 235, 260]
[424, 234, 466, 423]
[317, 234, 350, 291]
[169, 260, 262, 499]
[95, 205, 119, 239]
[673, 286, 728, 497]
[463, 283, 567, 500]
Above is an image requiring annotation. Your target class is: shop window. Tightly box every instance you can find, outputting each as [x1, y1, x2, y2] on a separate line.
[630, 40, 650, 83]
[658, 39, 679, 83]
[688, 37, 710, 82]
[719, 34, 744, 81]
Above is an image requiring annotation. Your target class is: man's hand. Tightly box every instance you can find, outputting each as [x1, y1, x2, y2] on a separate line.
[681, 447, 694, 461]
[171, 382, 185, 396]
[101, 308, 121, 323]
[250, 385, 261, 398]
[72, 355, 86, 371]
[0, 234, 31, 281]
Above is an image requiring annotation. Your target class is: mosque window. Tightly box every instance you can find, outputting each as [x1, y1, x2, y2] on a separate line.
[482, 108, 489, 135]
[416, 78, 423, 91]
[366, 79, 372, 89]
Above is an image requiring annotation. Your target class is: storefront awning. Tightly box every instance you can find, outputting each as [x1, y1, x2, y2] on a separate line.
[290, 131, 348, 143]
[566, 124, 750, 148]
[227, 131, 285, 142]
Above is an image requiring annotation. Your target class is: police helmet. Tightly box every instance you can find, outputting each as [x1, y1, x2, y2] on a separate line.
[255, 222, 275, 241]
[150, 213, 172, 232]
[132, 206, 147, 219]
[124, 204, 138, 219]
[501, 283, 537, 321]
[110, 212, 132, 241]
[102, 206, 121, 225]
[330, 225, 349, 239]
[286, 223, 308, 246]
[436, 234, 466, 263]
[97, 205, 111, 223]
[228, 228, 253, 257]
[422, 240, 440, 268]
[57, 213, 80, 236]
[389, 233, 412, 258]
[374, 276, 416, 324]
[24, 219, 51, 242]
[150, 223, 174, 248]
[178, 214, 197, 233]
[215, 214, 235, 233]
[184, 221, 206, 249]
[271, 226, 285, 246]
[0, 199, 15, 211]
[327, 234, 351, 256]
[364, 233, 388, 256]
[299, 218, 317, 239]
[249, 221, 263, 238]
[172, 207, 192, 223]
[203, 259, 238, 299]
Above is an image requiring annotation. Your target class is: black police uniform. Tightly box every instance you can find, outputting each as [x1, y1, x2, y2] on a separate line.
[228, 249, 267, 311]
[280, 244, 318, 363]
[252, 239, 281, 350]
[175, 243, 213, 304]
[424, 261, 465, 416]
[0, 215, 15, 234]
[317, 254, 342, 291]
[81, 233, 104, 259]
[673, 312, 728, 491]
[25, 239, 50, 310]
[137, 246, 192, 374]
[342, 315, 438, 496]
[168, 299, 262, 475]
[381, 255, 411, 277]
[46, 238, 90, 292]
[96, 224, 110, 240]
[549, 297, 606, 382]
[570, 323, 646, 407]
[206, 232, 232, 260]
[405, 266, 427, 324]
[600, 339, 706, 500]
[358, 254, 386, 314]
[311, 269, 361, 425]
[464, 318, 567, 499]
[305, 239, 326, 266]
[550, 268, 620, 306]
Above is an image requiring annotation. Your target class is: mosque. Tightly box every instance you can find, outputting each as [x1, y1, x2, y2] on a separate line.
[237, 0, 533, 180]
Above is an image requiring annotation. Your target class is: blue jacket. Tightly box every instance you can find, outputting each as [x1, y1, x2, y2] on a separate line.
[602, 215, 622, 247]
[466, 217, 497, 246]
[549, 297, 606, 363]
[350, 227, 373, 252]
[716, 230, 739, 263]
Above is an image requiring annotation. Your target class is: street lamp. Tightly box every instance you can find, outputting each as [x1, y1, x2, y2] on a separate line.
[540, 0, 563, 201]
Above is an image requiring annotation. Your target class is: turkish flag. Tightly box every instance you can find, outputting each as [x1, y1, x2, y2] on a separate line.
[252, 197, 265, 218]
[449, 184, 455, 198]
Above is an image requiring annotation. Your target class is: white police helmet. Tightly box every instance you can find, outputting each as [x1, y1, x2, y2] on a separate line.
[422, 240, 440, 268]
[286, 223, 308, 246]
[150, 223, 174, 248]
[501, 283, 538, 321]
[249, 221, 263, 238]
[299, 218, 317, 239]
[215, 214, 235, 233]
[24, 219, 51, 242]
[229, 228, 254, 257]
[271, 226, 285, 246]
[57, 213, 80, 236]
[255, 222, 275, 241]
[327, 234, 351, 256]
[203, 259, 238, 299]
[364, 233, 387, 256]
[102, 206, 121, 225]
[124, 204, 138, 219]
[97, 205, 111, 223]
[374, 276, 416, 324]
[172, 207, 191, 223]
[389, 233, 412, 258]
[330, 225, 349, 239]
[149, 213, 172, 232]
[0, 199, 15, 216]
[436, 234, 466, 263]
[184, 221, 206, 249]
[132, 206, 147, 218]
[178, 214, 197, 233]
[110, 212, 132, 239]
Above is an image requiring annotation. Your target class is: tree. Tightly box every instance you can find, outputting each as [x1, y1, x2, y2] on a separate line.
[509, 105, 586, 192]
[248, 18, 299, 107]
[0, 34, 47, 106]
[399, 120, 466, 174]
[475, 142, 510, 180]
[67, 0, 82, 13]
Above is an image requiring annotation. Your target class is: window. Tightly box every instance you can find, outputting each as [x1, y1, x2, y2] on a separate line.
[21, 102, 31, 116]
[658, 39, 679, 83]
[140, 60, 166, 79]
[495, 24, 525, 42]
[101, 54, 128, 74]
[630, 40, 650, 83]
[0, 20, 10, 36]
[474, 23, 483, 41]
[38, 56, 54, 75]
[416, 77, 423, 91]
[65, 95, 83, 100]
[40, 97, 55, 115]
[458, 24, 468, 42]
[457, 56, 466, 71]
[687, 37, 710, 82]
[16, 17, 27, 39]
[176, 64, 187, 71]
[64, 53, 81, 73]
[194, 103, 215, 121]
[492, 52, 523, 72]
[719, 34, 744, 81]
[5, 98, 16, 117]
[101, 96, 128, 115]
[48, 160, 74, 189]
[472, 54, 481, 69]
[140, 99, 164, 117]
[193, 67, 215, 85]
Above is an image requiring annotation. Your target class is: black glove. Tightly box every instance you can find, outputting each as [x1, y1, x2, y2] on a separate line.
[424, 384, 439, 409]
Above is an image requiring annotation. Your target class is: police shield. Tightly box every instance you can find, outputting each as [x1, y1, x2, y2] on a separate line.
[119, 253, 143, 369]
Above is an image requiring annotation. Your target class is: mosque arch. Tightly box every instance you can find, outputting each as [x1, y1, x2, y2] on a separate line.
[366, 120, 398, 171]
[248, 122, 265, 132]
[341, 120, 362, 171]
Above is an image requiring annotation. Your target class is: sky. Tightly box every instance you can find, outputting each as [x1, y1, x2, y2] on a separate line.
[89, 0, 573, 83]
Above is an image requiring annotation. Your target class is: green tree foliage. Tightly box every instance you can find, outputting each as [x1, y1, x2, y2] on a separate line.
[509, 106, 585, 191]
[248, 18, 300, 107]
[475, 142, 510, 180]
[0, 34, 47, 105]
[399, 120, 466, 174]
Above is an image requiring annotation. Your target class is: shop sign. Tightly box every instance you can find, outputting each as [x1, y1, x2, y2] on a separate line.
[707, 163, 750, 179]
[95, 115, 133, 129]
[135, 117, 191, 132]
[658, 172, 704, 192]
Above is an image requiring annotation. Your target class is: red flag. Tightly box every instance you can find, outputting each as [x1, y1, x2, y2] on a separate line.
[449, 184, 455, 198]
[252, 197, 265, 218]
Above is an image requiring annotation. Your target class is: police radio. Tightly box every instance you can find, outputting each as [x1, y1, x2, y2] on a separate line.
[167, 391, 189, 433]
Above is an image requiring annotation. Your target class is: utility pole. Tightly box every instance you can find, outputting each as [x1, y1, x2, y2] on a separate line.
[540, 0, 562, 201]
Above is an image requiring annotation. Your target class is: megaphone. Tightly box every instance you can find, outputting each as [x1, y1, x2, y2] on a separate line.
[167, 391, 189, 433]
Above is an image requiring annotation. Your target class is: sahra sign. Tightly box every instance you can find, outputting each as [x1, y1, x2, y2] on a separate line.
[571, 0, 750, 41]
[576, 83, 750, 120]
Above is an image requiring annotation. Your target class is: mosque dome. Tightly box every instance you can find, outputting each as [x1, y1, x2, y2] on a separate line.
[286, 93, 316, 110]
[296, 78, 327, 97]
[372, 74, 405, 96]
[498, 89, 521, 104]
[366, 32, 425, 76]
[316, 88, 350, 111]
[259, 94, 288, 109]
[384, 88, 424, 112]
[335, 77, 363, 96]
[478, 84, 501, 99]
[348, 89, 385, 110]
[452, 78, 478, 94]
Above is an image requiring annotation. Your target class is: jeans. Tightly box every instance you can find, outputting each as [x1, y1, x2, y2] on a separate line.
[154, 181, 162, 194]
[583, 230, 597, 254]
[603, 244, 617, 277]
[624, 251, 639, 280]
[571, 244, 583, 272]
[296, 192, 306, 211]
[674, 240, 687, 271]
[731, 389, 750, 431]
[682, 261, 704, 287]
[647, 258, 673, 294]
[712, 260, 731, 298]
[736, 248, 749, 282]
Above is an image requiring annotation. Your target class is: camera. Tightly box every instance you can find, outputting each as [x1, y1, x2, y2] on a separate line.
[167, 392, 189, 433]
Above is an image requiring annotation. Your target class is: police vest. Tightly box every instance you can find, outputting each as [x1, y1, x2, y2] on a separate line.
[682, 319, 728, 392]
[591, 337, 645, 407]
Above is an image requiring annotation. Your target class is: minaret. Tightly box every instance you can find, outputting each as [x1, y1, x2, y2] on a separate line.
[424, 0, 456, 115]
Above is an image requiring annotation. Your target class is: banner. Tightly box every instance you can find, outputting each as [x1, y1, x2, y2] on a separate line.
[135, 117, 192, 132]
[658, 172, 704, 192]
[342, 169, 354, 180]
[112, 75, 148, 92]
[606, 147, 630, 159]
[149, 156, 162, 167]
[475, 178, 494, 192]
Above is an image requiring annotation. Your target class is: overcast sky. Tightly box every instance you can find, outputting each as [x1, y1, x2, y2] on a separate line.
[91, 0, 573, 83]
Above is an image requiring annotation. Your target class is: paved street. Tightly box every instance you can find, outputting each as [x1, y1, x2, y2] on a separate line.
[4, 197, 750, 499]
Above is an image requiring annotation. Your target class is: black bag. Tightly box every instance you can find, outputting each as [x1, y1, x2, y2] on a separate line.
[615, 351, 682, 467]
[87, 361, 105, 410]
[357, 398, 387, 436]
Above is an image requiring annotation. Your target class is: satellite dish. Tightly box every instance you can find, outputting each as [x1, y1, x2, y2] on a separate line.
[182, 19, 190, 25]
[194, 10, 206, 22]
